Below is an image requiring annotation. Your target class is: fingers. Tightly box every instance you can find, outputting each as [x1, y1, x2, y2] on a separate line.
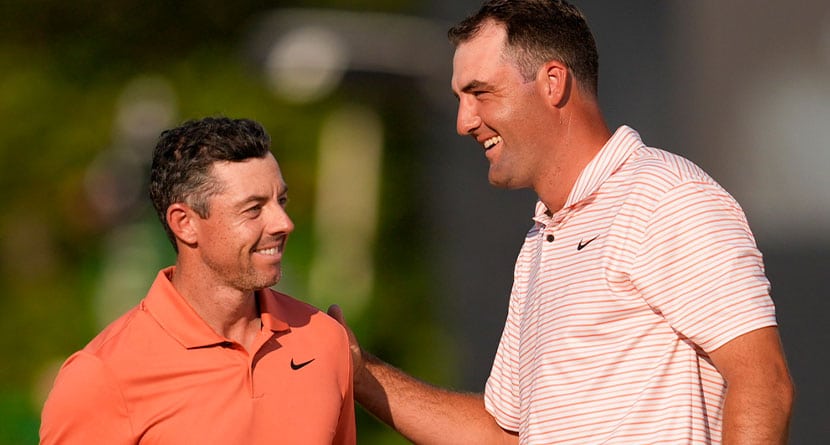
[327, 304, 366, 375]
[327, 303, 356, 347]
[327, 304, 345, 325]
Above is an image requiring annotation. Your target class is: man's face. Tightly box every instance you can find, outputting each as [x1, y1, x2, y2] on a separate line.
[193, 153, 294, 292]
[451, 21, 551, 190]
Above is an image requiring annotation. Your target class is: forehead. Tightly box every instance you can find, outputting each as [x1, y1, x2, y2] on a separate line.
[210, 153, 286, 196]
[451, 21, 511, 91]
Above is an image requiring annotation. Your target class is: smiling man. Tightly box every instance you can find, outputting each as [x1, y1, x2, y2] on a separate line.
[40, 117, 356, 444]
[329, 1, 794, 444]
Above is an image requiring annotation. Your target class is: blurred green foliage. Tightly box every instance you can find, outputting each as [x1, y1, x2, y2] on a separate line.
[0, 1, 458, 444]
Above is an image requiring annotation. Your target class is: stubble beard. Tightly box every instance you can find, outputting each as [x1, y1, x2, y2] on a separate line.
[207, 256, 282, 293]
[238, 265, 282, 292]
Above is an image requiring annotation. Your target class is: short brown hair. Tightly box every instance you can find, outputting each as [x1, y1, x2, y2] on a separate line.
[449, 0, 599, 95]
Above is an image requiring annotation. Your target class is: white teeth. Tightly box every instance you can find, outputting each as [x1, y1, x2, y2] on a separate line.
[483, 136, 502, 149]
[256, 248, 277, 255]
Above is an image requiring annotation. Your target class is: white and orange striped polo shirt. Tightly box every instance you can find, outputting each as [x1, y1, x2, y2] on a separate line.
[484, 126, 777, 444]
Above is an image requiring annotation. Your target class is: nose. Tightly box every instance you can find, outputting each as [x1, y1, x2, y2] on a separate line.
[456, 97, 481, 136]
[268, 204, 295, 236]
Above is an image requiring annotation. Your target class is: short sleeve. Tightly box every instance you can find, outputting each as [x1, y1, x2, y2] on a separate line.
[332, 322, 357, 445]
[40, 352, 134, 445]
[631, 180, 777, 352]
[484, 251, 529, 433]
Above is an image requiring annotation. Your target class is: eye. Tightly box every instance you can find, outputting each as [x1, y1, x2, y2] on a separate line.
[278, 196, 289, 207]
[245, 204, 263, 216]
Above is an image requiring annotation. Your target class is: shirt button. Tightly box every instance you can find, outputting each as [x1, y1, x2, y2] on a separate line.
[546, 234, 555, 242]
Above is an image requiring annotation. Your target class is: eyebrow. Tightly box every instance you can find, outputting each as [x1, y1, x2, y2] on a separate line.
[235, 185, 289, 208]
[462, 80, 488, 93]
[452, 80, 493, 99]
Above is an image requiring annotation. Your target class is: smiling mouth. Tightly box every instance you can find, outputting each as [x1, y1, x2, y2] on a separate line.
[483, 135, 502, 150]
[255, 247, 279, 256]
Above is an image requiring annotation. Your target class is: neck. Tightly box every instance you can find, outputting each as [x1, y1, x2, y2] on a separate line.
[170, 261, 262, 351]
[536, 105, 611, 213]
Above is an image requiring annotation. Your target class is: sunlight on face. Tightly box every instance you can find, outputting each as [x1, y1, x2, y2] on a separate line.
[451, 21, 551, 190]
[196, 153, 294, 292]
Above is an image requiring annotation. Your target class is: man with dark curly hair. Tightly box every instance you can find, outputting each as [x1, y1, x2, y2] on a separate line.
[41, 117, 356, 444]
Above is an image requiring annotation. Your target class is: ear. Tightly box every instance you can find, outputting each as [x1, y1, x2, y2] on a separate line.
[541, 61, 570, 108]
[167, 203, 199, 248]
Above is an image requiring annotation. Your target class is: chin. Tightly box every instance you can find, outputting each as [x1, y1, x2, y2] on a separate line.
[262, 273, 281, 289]
[489, 172, 528, 190]
[488, 175, 511, 189]
[240, 271, 281, 291]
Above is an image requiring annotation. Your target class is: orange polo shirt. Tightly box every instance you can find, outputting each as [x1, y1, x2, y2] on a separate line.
[40, 267, 356, 445]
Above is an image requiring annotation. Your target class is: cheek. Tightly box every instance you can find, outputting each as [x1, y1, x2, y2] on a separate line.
[203, 219, 252, 248]
[481, 102, 515, 130]
[508, 99, 547, 136]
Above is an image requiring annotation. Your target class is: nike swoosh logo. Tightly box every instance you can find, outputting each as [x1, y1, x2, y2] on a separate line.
[290, 358, 315, 370]
[577, 235, 599, 251]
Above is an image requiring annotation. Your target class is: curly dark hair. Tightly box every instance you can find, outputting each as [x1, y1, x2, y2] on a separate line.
[448, 0, 599, 95]
[148, 116, 271, 250]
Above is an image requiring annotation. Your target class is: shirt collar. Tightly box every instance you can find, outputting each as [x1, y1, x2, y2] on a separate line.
[258, 289, 291, 333]
[534, 125, 644, 222]
[142, 267, 290, 349]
